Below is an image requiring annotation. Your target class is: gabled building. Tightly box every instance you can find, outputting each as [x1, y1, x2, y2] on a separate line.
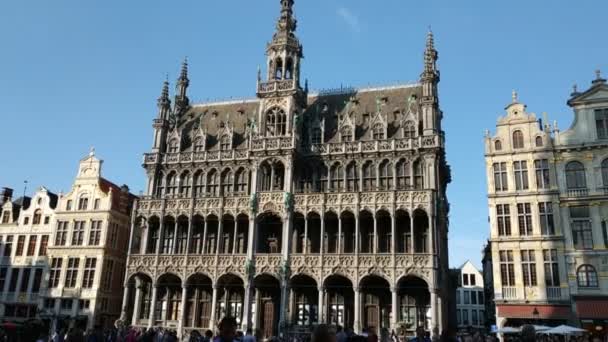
[122, 0, 451, 339]
[454, 261, 485, 331]
[0, 187, 56, 323]
[42, 150, 136, 331]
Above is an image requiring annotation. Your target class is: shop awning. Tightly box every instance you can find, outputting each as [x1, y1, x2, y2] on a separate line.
[497, 304, 571, 320]
[575, 298, 608, 319]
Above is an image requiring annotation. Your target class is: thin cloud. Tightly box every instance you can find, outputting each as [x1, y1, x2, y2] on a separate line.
[337, 7, 361, 33]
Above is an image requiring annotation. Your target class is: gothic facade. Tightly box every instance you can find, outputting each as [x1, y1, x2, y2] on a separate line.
[122, 0, 451, 338]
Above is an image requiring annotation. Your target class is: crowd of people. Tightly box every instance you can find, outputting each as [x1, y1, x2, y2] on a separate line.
[6, 318, 601, 342]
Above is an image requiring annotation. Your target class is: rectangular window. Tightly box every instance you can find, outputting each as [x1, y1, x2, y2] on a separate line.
[456, 290, 460, 304]
[20, 268, 31, 292]
[94, 199, 100, 210]
[534, 159, 550, 189]
[462, 310, 469, 326]
[471, 291, 477, 304]
[521, 250, 537, 286]
[9, 268, 19, 292]
[496, 204, 511, 236]
[543, 249, 560, 286]
[539, 202, 555, 235]
[60, 299, 73, 310]
[514, 161, 529, 190]
[571, 207, 593, 250]
[78, 197, 88, 211]
[64, 258, 79, 288]
[478, 291, 484, 305]
[0, 268, 7, 291]
[71, 221, 86, 246]
[89, 221, 102, 246]
[79, 299, 90, 310]
[463, 274, 469, 286]
[499, 250, 515, 286]
[49, 258, 63, 288]
[603, 221, 608, 248]
[31, 269, 43, 293]
[517, 203, 533, 236]
[55, 221, 69, 246]
[66, 200, 72, 211]
[472, 310, 478, 326]
[16, 235, 25, 256]
[44, 298, 55, 309]
[103, 260, 114, 290]
[3, 236, 13, 256]
[1, 211, 10, 223]
[109, 223, 118, 248]
[456, 309, 461, 326]
[463, 290, 470, 304]
[470, 274, 476, 286]
[26, 235, 37, 256]
[595, 108, 608, 139]
[493, 163, 508, 191]
[38, 235, 49, 256]
[82, 258, 96, 289]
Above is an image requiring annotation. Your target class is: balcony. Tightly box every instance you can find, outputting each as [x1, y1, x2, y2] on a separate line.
[257, 79, 296, 95]
[546, 286, 562, 300]
[308, 135, 442, 156]
[565, 188, 589, 197]
[500, 287, 518, 300]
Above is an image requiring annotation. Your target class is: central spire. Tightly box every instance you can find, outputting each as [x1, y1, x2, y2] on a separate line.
[276, 0, 297, 34]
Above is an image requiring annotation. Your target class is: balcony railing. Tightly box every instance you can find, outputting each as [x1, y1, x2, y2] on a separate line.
[501, 287, 518, 300]
[308, 135, 442, 156]
[546, 286, 562, 300]
[566, 188, 589, 197]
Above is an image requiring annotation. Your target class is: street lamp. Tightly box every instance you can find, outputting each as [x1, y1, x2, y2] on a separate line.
[532, 307, 540, 322]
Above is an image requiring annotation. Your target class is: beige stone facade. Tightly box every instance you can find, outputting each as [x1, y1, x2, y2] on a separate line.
[485, 73, 608, 330]
[42, 151, 135, 331]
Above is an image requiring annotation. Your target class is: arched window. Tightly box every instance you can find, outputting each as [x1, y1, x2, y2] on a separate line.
[193, 138, 205, 152]
[78, 196, 89, 211]
[273, 162, 285, 192]
[220, 135, 231, 151]
[259, 162, 272, 191]
[166, 172, 178, 196]
[235, 168, 249, 194]
[379, 160, 393, 190]
[373, 123, 385, 140]
[168, 139, 179, 153]
[155, 175, 164, 197]
[318, 164, 328, 192]
[266, 107, 287, 137]
[221, 169, 233, 195]
[362, 161, 376, 191]
[275, 58, 283, 79]
[404, 121, 416, 139]
[414, 160, 424, 189]
[566, 161, 586, 189]
[179, 171, 191, 197]
[341, 126, 353, 142]
[535, 136, 543, 147]
[33, 209, 42, 225]
[396, 159, 411, 189]
[512, 130, 524, 149]
[494, 140, 502, 151]
[193, 171, 204, 197]
[346, 162, 358, 192]
[577, 265, 598, 287]
[330, 163, 344, 191]
[206, 169, 219, 197]
[601, 159, 608, 187]
[285, 58, 293, 80]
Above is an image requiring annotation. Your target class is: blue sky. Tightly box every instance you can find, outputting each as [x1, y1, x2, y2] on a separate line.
[0, 1, 606, 268]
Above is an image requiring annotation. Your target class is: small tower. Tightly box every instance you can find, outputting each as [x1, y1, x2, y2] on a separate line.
[174, 57, 190, 116]
[152, 78, 172, 153]
[256, 0, 307, 138]
[420, 30, 441, 136]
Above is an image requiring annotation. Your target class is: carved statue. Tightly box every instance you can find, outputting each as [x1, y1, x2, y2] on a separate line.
[283, 192, 293, 212]
[249, 192, 258, 214]
[293, 112, 302, 129]
[279, 258, 290, 278]
[245, 259, 255, 277]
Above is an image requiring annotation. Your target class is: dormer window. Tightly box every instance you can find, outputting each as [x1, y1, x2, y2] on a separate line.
[340, 126, 353, 142]
[1, 211, 10, 224]
[220, 135, 231, 151]
[194, 139, 205, 152]
[404, 121, 416, 139]
[168, 139, 179, 153]
[66, 200, 73, 211]
[595, 109, 608, 139]
[311, 127, 322, 144]
[535, 136, 543, 147]
[266, 107, 287, 137]
[372, 123, 385, 140]
[78, 197, 88, 211]
[512, 130, 524, 149]
[33, 209, 42, 225]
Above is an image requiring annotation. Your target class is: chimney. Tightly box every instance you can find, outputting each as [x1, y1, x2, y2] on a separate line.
[0, 188, 13, 204]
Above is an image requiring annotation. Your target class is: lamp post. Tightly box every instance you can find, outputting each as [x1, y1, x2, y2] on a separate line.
[532, 307, 539, 323]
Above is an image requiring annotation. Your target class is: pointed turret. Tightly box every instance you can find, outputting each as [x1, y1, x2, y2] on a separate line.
[152, 78, 172, 152]
[420, 29, 441, 135]
[174, 57, 190, 115]
[157, 77, 171, 120]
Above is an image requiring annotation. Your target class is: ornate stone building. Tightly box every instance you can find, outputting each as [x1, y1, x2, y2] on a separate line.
[485, 72, 608, 332]
[123, 0, 451, 338]
[0, 187, 56, 322]
[43, 151, 136, 331]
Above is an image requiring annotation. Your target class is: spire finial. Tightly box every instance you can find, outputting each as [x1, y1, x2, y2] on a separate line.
[596, 69, 601, 80]
[512, 90, 518, 103]
[276, 0, 297, 33]
[89, 146, 95, 157]
[180, 57, 189, 80]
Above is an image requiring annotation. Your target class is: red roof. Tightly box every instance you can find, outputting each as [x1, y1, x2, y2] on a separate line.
[575, 298, 608, 319]
[497, 304, 571, 319]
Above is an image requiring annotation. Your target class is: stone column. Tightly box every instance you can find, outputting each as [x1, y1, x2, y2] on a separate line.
[186, 214, 193, 254]
[355, 213, 360, 254]
[157, 217, 165, 255]
[430, 289, 438, 337]
[178, 282, 188, 338]
[241, 282, 253, 331]
[209, 284, 218, 331]
[132, 279, 143, 326]
[216, 217, 224, 255]
[338, 216, 342, 253]
[202, 217, 208, 254]
[191, 288, 199, 328]
[279, 283, 289, 337]
[120, 282, 131, 321]
[148, 285, 158, 328]
[164, 288, 171, 325]
[391, 210, 396, 254]
[303, 216, 309, 254]
[410, 214, 415, 253]
[247, 217, 256, 259]
[391, 286, 398, 332]
[253, 288, 260, 331]
[354, 286, 361, 334]
[288, 286, 295, 324]
[320, 213, 325, 255]
[25, 268, 35, 302]
[223, 287, 229, 318]
[317, 286, 324, 324]
[373, 213, 378, 254]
